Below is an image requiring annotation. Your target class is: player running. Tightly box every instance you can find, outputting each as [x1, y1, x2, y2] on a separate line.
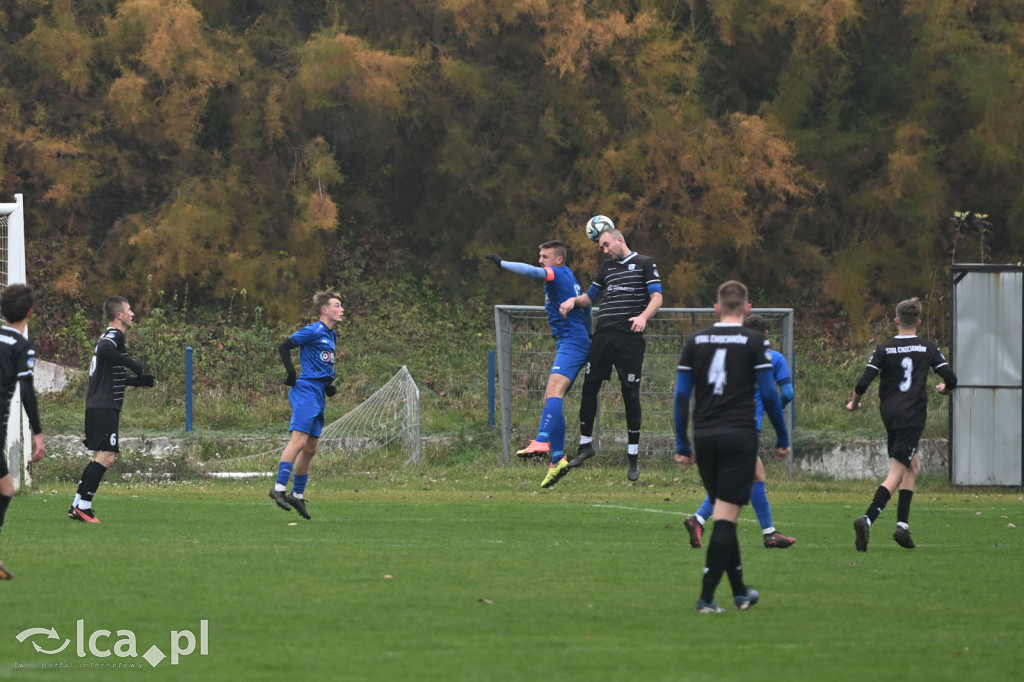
[847, 297, 957, 551]
[485, 242, 591, 489]
[684, 314, 796, 549]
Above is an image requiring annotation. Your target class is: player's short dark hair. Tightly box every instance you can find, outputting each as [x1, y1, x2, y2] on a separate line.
[743, 313, 767, 334]
[0, 284, 33, 324]
[717, 280, 748, 314]
[539, 241, 566, 261]
[104, 296, 129, 321]
[896, 298, 922, 327]
[312, 290, 342, 315]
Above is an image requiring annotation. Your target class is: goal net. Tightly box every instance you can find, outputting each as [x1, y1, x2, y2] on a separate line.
[494, 306, 794, 466]
[317, 365, 422, 465]
[205, 365, 422, 475]
[0, 194, 30, 491]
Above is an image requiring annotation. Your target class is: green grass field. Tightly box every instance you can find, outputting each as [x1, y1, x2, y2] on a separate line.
[2, 465, 1022, 681]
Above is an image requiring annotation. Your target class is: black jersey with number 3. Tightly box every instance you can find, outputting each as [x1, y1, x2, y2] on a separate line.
[678, 323, 772, 437]
[857, 335, 956, 430]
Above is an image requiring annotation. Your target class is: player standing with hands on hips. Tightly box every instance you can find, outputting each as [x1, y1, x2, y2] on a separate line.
[484, 242, 592, 489]
[0, 284, 45, 578]
[269, 291, 344, 520]
[847, 297, 957, 551]
[674, 281, 790, 613]
[559, 223, 662, 482]
[69, 296, 155, 523]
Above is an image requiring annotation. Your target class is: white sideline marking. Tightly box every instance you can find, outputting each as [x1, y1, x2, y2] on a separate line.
[206, 472, 274, 479]
[593, 504, 688, 516]
[593, 504, 761, 525]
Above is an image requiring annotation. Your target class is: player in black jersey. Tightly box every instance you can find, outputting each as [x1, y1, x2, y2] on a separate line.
[674, 281, 790, 613]
[847, 297, 957, 551]
[68, 297, 155, 523]
[0, 285, 45, 579]
[559, 227, 662, 482]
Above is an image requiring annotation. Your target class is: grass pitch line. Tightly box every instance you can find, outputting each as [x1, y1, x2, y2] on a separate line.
[593, 503, 689, 516]
[593, 503, 763, 526]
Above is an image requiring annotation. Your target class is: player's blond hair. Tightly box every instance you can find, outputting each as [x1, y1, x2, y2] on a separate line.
[312, 290, 343, 316]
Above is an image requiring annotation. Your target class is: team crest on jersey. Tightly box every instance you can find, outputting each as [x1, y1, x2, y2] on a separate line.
[764, 350, 773, 362]
[320, 350, 334, 364]
[628, 264, 637, 271]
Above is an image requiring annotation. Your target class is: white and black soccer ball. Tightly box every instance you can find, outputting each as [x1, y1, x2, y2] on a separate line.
[585, 215, 615, 243]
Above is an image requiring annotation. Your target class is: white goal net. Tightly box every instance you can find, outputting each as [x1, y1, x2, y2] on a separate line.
[494, 306, 794, 466]
[205, 365, 422, 474]
[0, 194, 30, 490]
[317, 365, 422, 465]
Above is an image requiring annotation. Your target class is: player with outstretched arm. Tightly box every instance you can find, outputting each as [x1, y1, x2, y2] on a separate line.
[485, 242, 592, 489]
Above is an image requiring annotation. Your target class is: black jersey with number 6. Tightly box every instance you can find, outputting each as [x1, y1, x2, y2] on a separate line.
[855, 335, 957, 430]
[678, 323, 772, 437]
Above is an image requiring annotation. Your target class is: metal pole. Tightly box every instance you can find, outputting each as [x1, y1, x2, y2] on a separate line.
[488, 350, 496, 429]
[185, 346, 193, 432]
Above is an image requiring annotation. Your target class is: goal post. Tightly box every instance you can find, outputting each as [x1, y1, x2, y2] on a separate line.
[494, 306, 795, 468]
[0, 194, 31, 491]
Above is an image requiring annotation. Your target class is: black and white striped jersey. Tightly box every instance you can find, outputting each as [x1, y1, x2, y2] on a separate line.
[590, 252, 660, 333]
[85, 327, 145, 411]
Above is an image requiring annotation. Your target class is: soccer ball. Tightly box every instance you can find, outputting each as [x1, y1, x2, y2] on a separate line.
[585, 215, 615, 242]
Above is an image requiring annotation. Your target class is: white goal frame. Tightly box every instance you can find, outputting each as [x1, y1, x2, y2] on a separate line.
[494, 306, 795, 468]
[0, 194, 31, 491]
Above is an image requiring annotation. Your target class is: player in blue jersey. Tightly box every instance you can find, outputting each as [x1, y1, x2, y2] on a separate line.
[0, 285, 45, 579]
[674, 281, 791, 613]
[847, 297, 957, 551]
[486, 242, 592, 488]
[559, 227, 662, 482]
[269, 290, 344, 520]
[684, 314, 796, 549]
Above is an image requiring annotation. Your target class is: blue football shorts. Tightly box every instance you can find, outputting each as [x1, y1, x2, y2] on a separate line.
[550, 336, 590, 381]
[289, 379, 327, 438]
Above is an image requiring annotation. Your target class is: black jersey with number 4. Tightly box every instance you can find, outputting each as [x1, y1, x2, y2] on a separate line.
[855, 335, 957, 430]
[0, 325, 42, 435]
[678, 323, 772, 437]
[86, 327, 145, 411]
